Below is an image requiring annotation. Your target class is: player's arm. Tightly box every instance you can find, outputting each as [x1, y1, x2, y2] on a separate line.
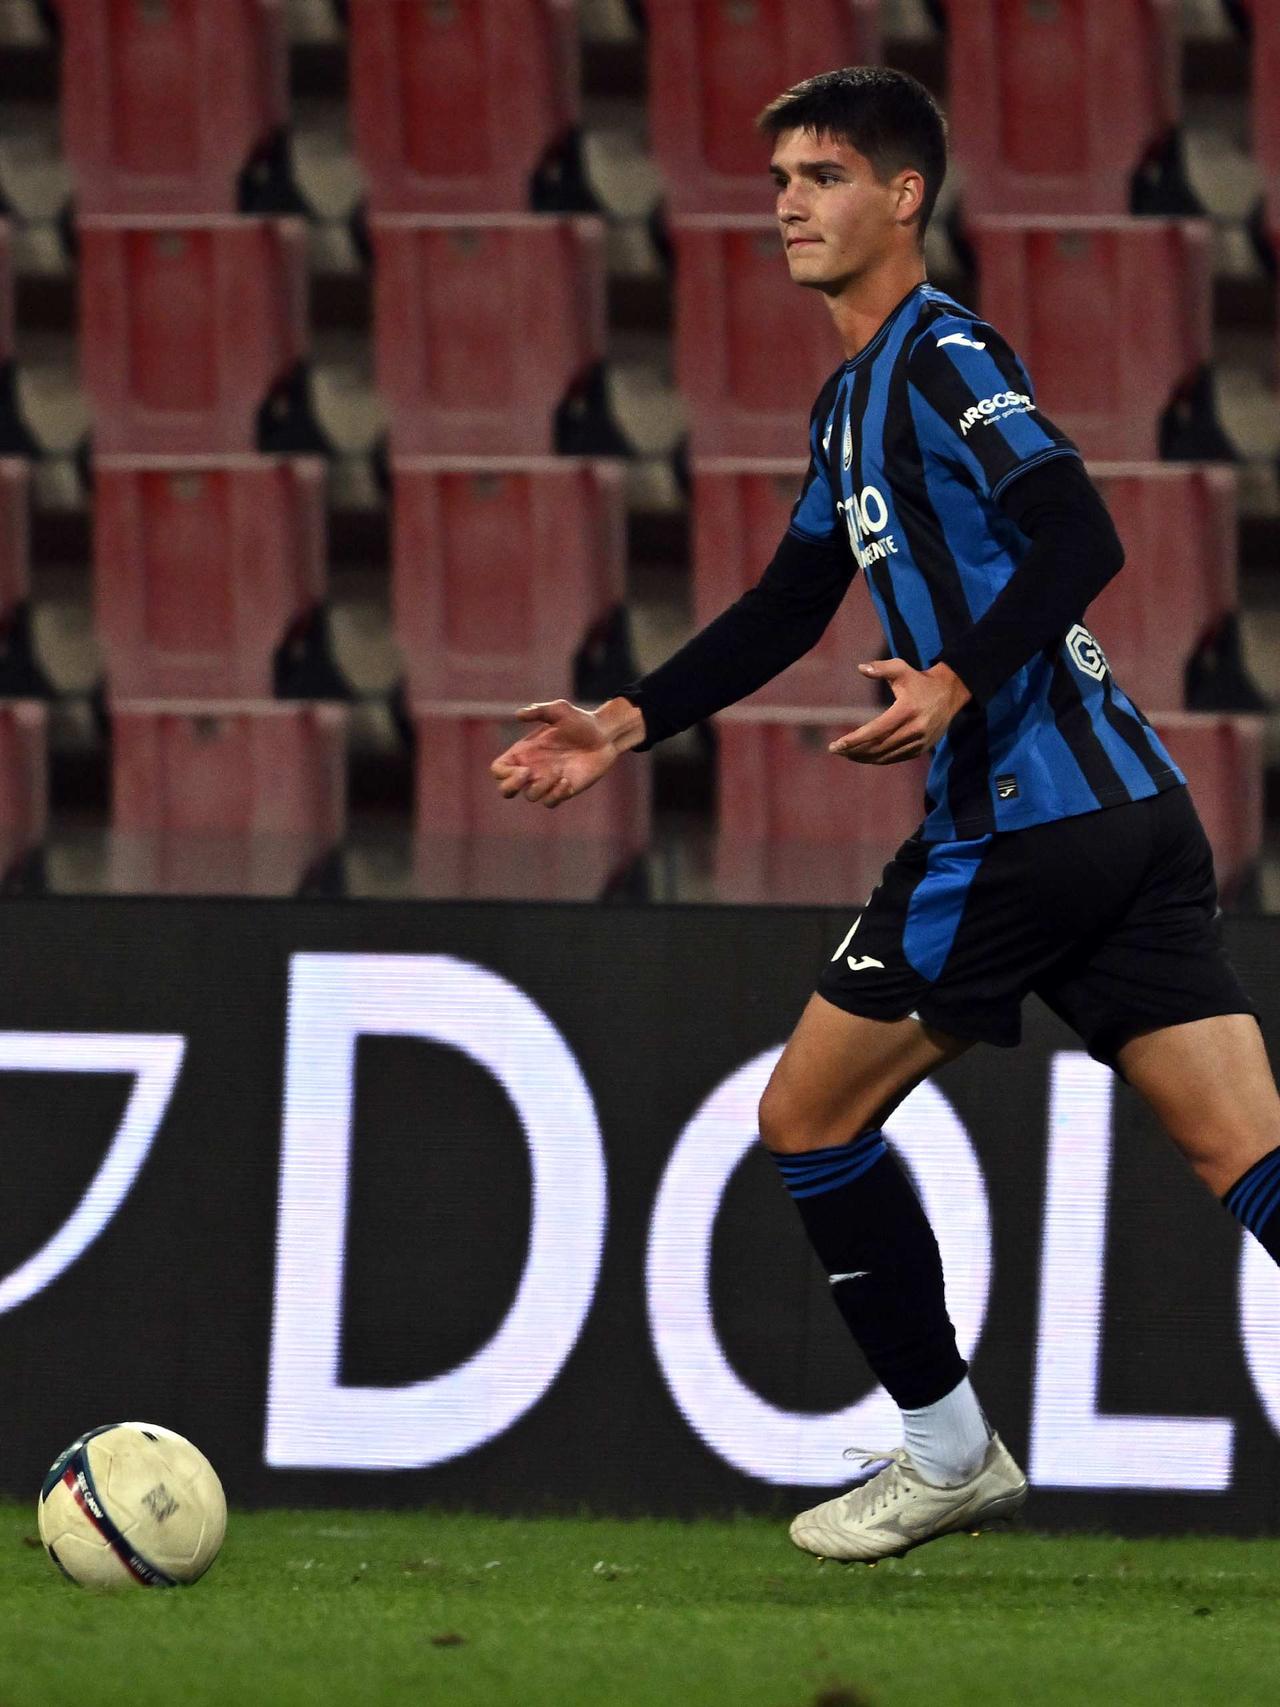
[493, 380, 850, 806]
[934, 455, 1124, 705]
[490, 529, 855, 804]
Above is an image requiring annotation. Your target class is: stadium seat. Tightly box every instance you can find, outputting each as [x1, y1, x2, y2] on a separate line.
[59, 0, 289, 214]
[1086, 463, 1238, 713]
[647, 0, 882, 216]
[946, 0, 1180, 217]
[80, 216, 309, 454]
[713, 706, 926, 904]
[673, 217, 843, 455]
[1251, 0, 1280, 232]
[411, 705, 649, 900]
[392, 458, 626, 704]
[94, 456, 327, 700]
[692, 458, 880, 707]
[0, 220, 11, 368]
[371, 215, 607, 454]
[972, 217, 1214, 460]
[111, 700, 348, 895]
[0, 701, 47, 881]
[349, 0, 579, 213]
[1149, 714, 1264, 902]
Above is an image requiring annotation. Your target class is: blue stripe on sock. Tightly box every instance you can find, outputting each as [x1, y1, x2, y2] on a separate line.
[773, 1132, 885, 1188]
[775, 1144, 881, 1186]
[1226, 1148, 1280, 1225]
[1246, 1174, 1280, 1236]
[775, 1137, 889, 1200]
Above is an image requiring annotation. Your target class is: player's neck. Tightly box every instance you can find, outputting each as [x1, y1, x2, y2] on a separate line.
[824, 254, 928, 361]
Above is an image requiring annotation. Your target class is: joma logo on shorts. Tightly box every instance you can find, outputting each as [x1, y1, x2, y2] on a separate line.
[958, 391, 1034, 435]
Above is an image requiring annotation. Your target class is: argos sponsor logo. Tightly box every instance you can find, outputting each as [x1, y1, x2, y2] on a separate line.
[958, 391, 1034, 436]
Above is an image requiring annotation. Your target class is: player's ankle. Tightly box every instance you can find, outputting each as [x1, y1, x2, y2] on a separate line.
[901, 1375, 991, 1487]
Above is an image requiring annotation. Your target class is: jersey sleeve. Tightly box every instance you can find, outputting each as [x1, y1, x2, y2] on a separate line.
[906, 315, 1081, 504]
[787, 373, 843, 544]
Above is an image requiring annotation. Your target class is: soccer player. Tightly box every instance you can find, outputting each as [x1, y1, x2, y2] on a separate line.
[490, 67, 1280, 1563]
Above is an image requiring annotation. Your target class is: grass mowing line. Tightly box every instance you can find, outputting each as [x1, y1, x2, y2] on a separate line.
[3, 1507, 1280, 1707]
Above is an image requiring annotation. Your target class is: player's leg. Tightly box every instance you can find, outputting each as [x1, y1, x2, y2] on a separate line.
[1116, 1013, 1280, 1198]
[759, 994, 1027, 1562]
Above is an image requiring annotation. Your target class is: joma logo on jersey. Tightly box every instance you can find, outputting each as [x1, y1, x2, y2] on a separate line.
[958, 391, 1034, 435]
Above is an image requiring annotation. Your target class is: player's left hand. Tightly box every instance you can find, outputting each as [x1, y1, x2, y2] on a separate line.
[829, 659, 972, 765]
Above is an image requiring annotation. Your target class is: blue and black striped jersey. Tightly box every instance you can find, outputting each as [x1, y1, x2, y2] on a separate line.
[790, 282, 1183, 841]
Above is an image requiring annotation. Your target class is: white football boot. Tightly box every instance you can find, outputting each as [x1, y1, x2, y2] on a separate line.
[789, 1434, 1027, 1565]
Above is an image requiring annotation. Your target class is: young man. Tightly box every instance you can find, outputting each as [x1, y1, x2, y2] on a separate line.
[490, 67, 1280, 1563]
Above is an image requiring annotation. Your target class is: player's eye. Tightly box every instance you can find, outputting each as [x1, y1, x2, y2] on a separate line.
[816, 173, 840, 187]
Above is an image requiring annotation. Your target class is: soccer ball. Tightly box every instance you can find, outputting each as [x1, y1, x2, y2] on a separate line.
[37, 1422, 226, 1589]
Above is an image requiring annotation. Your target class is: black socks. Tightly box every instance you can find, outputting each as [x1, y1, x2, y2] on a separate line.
[1224, 1144, 1280, 1258]
[771, 1130, 968, 1410]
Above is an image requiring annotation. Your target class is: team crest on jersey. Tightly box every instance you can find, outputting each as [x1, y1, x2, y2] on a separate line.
[842, 418, 853, 471]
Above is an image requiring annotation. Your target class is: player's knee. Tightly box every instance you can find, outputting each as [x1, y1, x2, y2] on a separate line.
[757, 1076, 876, 1155]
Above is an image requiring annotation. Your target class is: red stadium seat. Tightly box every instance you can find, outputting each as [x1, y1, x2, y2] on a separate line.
[349, 0, 579, 213]
[692, 458, 880, 707]
[673, 216, 842, 455]
[411, 705, 649, 900]
[1251, 0, 1280, 231]
[111, 700, 348, 894]
[1086, 463, 1238, 713]
[973, 217, 1213, 460]
[59, 0, 288, 214]
[713, 706, 925, 904]
[392, 458, 626, 704]
[1150, 714, 1264, 903]
[80, 216, 309, 454]
[947, 0, 1180, 217]
[94, 456, 327, 700]
[371, 215, 607, 454]
[647, 0, 882, 216]
[0, 702, 47, 878]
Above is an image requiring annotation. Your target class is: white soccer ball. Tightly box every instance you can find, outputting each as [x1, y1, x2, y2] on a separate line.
[37, 1422, 226, 1589]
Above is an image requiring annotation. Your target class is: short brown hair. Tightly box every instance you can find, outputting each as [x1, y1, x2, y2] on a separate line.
[758, 66, 947, 238]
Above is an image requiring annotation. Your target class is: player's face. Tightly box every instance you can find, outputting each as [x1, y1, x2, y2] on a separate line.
[769, 129, 911, 292]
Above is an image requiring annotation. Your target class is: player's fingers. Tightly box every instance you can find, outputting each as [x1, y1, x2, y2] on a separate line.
[516, 699, 569, 725]
[525, 772, 561, 804]
[830, 704, 911, 755]
[495, 765, 532, 797]
[858, 657, 909, 681]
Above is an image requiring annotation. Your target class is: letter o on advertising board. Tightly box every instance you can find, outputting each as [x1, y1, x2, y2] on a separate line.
[646, 1049, 992, 1485]
[266, 953, 607, 1470]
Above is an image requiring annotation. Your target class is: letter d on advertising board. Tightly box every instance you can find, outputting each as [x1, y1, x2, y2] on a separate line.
[265, 953, 607, 1469]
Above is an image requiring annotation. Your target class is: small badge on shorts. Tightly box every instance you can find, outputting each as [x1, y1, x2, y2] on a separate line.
[996, 773, 1019, 800]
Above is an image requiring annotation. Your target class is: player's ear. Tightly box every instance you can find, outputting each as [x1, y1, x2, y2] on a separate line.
[892, 167, 925, 229]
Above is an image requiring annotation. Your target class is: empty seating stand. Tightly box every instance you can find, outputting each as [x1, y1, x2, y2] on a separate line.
[371, 215, 607, 454]
[1086, 462, 1238, 712]
[947, 0, 1180, 217]
[0, 701, 47, 883]
[80, 216, 309, 454]
[411, 706, 650, 900]
[647, 0, 882, 216]
[693, 458, 881, 707]
[673, 217, 843, 455]
[110, 700, 348, 895]
[59, 0, 289, 214]
[392, 458, 626, 704]
[713, 707, 925, 904]
[350, 0, 579, 213]
[1150, 714, 1264, 902]
[972, 217, 1213, 459]
[0, 458, 29, 625]
[94, 456, 327, 699]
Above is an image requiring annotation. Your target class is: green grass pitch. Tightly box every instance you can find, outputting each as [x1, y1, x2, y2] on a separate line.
[4, 1505, 1280, 1706]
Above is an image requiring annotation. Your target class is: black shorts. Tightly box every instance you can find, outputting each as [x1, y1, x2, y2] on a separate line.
[816, 785, 1256, 1069]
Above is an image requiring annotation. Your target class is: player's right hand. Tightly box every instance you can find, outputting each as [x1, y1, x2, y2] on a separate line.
[490, 699, 619, 809]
